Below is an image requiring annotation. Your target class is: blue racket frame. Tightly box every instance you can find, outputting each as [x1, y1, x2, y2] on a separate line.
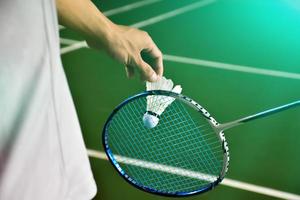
[102, 90, 229, 197]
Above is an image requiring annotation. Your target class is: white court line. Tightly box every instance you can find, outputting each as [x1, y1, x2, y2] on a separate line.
[114, 154, 217, 182]
[103, 0, 163, 17]
[60, 37, 300, 80]
[60, 0, 215, 54]
[130, 0, 216, 28]
[87, 149, 300, 200]
[222, 179, 300, 200]
[59, 0, 164, 30]
[60, 38, 81, 46]
[60, 41, 87, 54]
[163, 54, 300, 80]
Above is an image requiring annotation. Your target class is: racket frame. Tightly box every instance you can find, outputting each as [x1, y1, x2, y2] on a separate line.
[102, 90, 230, 197]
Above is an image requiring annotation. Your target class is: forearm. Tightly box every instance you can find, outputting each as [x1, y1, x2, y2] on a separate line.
[56, 0, 113, 43]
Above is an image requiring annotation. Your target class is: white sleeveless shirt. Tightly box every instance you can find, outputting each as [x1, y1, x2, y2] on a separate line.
[0, 0, 97, 199]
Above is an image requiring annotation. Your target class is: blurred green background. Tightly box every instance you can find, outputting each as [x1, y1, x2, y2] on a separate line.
[59, 0, 300, 199]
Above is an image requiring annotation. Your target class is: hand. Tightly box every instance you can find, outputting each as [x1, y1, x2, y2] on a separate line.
[87, 24, 163, 82]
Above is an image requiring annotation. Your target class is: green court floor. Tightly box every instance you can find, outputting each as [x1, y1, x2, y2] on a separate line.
[59, 0, 300, 199]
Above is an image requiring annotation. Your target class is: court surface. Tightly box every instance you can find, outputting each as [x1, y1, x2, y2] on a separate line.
[59, 0, 300, 199]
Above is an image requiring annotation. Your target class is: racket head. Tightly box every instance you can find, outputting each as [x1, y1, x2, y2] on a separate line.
[102, 90, 229, 197]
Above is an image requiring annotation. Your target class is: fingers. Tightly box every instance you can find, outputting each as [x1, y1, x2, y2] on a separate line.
[125, 65, 134, 78]
[142, 36, 164, 78]
[145, 45, 163, 77]
[114, 27, 163, 82]
[136, 58, 158, 82]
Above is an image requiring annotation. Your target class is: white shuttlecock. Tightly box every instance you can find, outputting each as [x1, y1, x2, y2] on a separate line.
[143, 76, 182, 129]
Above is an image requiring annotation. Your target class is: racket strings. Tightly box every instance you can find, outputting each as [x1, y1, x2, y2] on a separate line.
[115, 99, 220, 175]
[172, 102, 223, 172]
[111, 101, 219, 188]
[107, 95, 224, 193]
[124, 98, 216, 152]
[120, 123, 221, 176]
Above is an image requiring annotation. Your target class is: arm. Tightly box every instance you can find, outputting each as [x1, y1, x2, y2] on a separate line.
[56, 0, 163, 82]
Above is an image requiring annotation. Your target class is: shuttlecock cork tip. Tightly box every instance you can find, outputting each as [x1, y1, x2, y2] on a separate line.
[143, 111, 159, 129]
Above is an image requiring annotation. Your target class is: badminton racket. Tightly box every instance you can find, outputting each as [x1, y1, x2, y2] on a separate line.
[102, 90, 299, 197]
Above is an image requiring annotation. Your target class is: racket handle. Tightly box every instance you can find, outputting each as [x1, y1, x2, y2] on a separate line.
[219, 100, 300, 131]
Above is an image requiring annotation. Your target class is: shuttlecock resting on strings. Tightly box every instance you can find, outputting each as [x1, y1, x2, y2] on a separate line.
[143, 76, 182, 129]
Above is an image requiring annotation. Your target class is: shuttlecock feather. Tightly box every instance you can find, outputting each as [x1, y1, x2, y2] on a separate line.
[143, 77, 182, 128]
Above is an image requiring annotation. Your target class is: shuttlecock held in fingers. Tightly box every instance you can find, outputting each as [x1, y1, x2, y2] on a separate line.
[143, 77, 182, 128]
